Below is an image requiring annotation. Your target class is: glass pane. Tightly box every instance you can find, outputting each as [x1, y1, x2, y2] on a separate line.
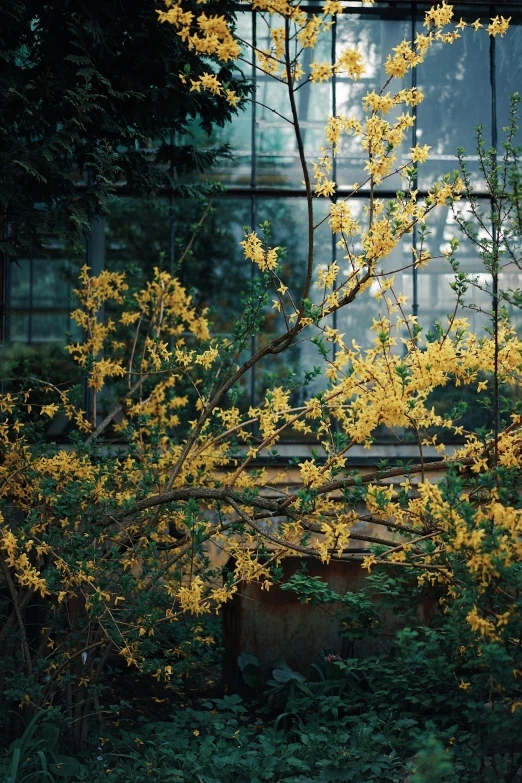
[253, 197, 333, 401]
[336, 14, 411, 192]
[256, 9, 332, 62]
[256, 76, 332, 188]
[176, 12, 253, 187]
[255, 196, 331, 303]
[500, 261, 522, 335]
[7, 314, 30, 343]
[106, 197, 171, 282]
[30, 313, 71, 343]
[416, 21, 491, 191]
[496, 21, 522, 148]
[334, 199, 412, 349]
[31, 259, 75, 309]
[175, 197, 252, 331]
[254, 11, 332, 187]
[207, 102, 252, 186]
[177, 104, 252, 187]
[416, 200, 492, 337]
[235, 8, 252, 47]
[10, 260, 31, 307]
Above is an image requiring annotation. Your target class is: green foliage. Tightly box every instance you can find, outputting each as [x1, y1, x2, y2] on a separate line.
[1, 711, 86, 782]
[454, 94, 522, 334]
[80, 694, 412, 782]
[277, 545, 522, 782]
[410, 736, 455, 783]
[0, 0, 249, 257]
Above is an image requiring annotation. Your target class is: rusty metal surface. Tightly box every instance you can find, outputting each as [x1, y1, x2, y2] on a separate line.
[222, 556, 434, 687]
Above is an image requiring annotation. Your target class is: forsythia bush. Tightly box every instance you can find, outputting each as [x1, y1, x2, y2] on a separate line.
[1, 0, 522, 764]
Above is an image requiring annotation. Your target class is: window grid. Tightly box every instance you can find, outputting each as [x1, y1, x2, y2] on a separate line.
[223, 2, 519, 409]
[6, 2, 522, 417]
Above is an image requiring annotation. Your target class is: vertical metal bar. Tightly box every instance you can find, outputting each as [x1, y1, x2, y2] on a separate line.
[83, 195, 92, 420]
[490, 5, 498, 153]
[168, 190, 176, 361]
[169, 192, 176, 276]
[66, 259, 72, 339]
[332, 17, 338, 360]
[1, 245, 7, 394]
[3, 249, 9, 347]
[250, 9, 257, 409]
[0, 216, 5, 349]
[169, 131, 176, 277]
[28, 258, 33, 345]
[331, 19, 339, 434]
[490, 3, 500, 444]
[0, 208, 9, 375]
[411, 3, 419, 320]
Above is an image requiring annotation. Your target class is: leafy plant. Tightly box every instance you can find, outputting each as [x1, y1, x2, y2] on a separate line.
[1, 712, 86, 782]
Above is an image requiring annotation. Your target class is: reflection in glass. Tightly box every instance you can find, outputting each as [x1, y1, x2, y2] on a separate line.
[106, 197, 170, 282]
[416, 200, 492, 337]
[256, 77, 332, 187]
[8, 257, 79, 344]
[416, 24, 491, 190]
[252, 198, 331, 400]
[336, 15, 411, 192]
[175, 198, 251, 331]
[496, 23, 522, 147]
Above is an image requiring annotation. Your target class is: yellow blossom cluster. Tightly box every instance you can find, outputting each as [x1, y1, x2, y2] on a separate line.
[240, 230, 279, 272]
[317, 514, 357, 563]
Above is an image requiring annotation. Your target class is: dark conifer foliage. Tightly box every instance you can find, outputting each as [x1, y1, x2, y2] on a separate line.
[0, 0, 248, 257]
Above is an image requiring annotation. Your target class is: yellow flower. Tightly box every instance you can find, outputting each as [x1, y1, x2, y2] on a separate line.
[314, 179, 336, 197]
[120, 311, 140, 326]
[310, 62, 333, 83]
[410, 144, 431, 163]
[362, 555, 377, 572]
[488, 16, 510, 37]
[41, 403, 59, 417]
[226, 89, 241, 107]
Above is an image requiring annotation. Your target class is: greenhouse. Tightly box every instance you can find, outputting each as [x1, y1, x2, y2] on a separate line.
[1, 1, 522, 781]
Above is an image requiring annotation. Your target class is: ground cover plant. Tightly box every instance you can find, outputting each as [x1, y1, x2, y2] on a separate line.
[1, 1, 522, 780]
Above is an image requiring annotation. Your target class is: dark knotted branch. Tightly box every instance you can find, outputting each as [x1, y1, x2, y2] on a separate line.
[105, 455, 473, 524]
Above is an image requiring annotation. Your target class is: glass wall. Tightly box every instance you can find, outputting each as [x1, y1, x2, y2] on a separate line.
[6, 1, 522, 419]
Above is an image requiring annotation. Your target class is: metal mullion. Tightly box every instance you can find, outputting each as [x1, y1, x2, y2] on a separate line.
[250, 9, 257, 410]
[490, 2, 501, 438]
[72, 183, 496, 199]
[213, 185, 495, 198]
[169, 131, 176, 278]
[83, 229, 91, 419]
[2, 246, 9, 351]
[331, 18, 340, 433]
[66, 258, 72, 339]
[28, 258, 34, 345]
[332, 14, 338, 361]
[411, 3, 419, 320]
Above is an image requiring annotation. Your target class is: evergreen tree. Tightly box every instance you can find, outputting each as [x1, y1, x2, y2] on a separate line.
[0, 0, 248, 257]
